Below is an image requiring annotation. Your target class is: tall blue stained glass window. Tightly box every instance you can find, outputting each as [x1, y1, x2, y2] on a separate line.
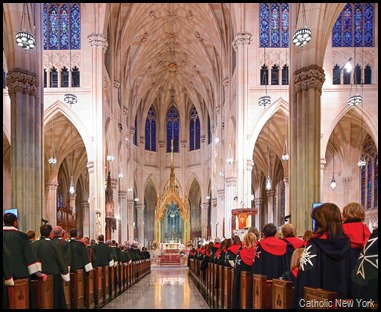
[43, 3, 81, 50]
[167, 106, 179, 153]
[360, 135, 378, 209]
[145, 105, 156, 151]
[133, 114, 137, 146]
[207, 114, 212, 145]
[260, 3, 289, 48]
[332, 3, 374, 47]
[189, 105, 200, 151]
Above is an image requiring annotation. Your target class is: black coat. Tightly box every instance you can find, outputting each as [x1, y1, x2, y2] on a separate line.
[293, 236, 351, 308]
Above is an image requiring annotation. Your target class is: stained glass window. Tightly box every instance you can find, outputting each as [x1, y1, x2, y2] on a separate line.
[281, 65, 288, 85]
[260, 65, 269, 85]
[333, 64, 341, 85]
[145, 105, 156, 151]
[260, 3, 289, 47]
[61, 67, 69, 87]
[207, 114, 212, 145]
[43, 3, 81, 50]
[72, 66, 80, 87]
[167, 106, 179, 153]
[364, 65, 372, 84]
[50, 67, 58, 87]
[189, 105, 200, 151]
[133, 114, 137, 146]
[271, 65, 279, 85]
[332, 3, 374, 47]
[360, 135, 378, 209]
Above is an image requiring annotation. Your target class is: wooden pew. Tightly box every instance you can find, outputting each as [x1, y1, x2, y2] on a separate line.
[63, 280, 71, 309]
[272, 279, 294, 309]
[109, 264, 115, 299]
[84, 269, 95, 309]
[71, 269, 85, 309]
[223, 266, 233, 309]
[103, 266, 110, 303]
[303, 287, 355, 309]
[240, 271, 251, 309]
[7, 278, 30, 309]
[93, 267, 103, 307]
[31, 274, 53, 309]
[217, 263, 224, 309]
[253, 274, 272, 309]
[303, 287, 338, 309]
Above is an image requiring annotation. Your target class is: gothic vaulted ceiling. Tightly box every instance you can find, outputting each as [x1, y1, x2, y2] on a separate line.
[109, 3, 228, 115]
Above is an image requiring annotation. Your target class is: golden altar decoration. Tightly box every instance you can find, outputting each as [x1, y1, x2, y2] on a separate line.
[155, 139, 190, 244]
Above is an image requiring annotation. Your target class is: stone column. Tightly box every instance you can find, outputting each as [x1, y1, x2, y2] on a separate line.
[266, 191, 275, 224]
[127, 199, 134, 241]
[320, 158, 326, 199]
[232, 32, 252, 210]
[88, 33, 108, 239]
[201, 203, 209, 239]
[82, 201, 90, 238]
[45, 180, 58, 225]
[119, 191, 128, 243]
[6, 68, 43, 233]
[342, 177, 352, 205]
[211, 198, 217, 239]
[290, 65, 325, 236]
[254, 198, 263, 231]
[136, 204, 144, 246]
[283, 178, 289, 220]
[68, 194, 76, 217]
[216, 189, 225, 238]
[224, 177, 236, 237]
[87, 161, 96, 239]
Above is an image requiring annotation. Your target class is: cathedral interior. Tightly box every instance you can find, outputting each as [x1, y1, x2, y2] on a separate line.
[3, 3, 378, 246]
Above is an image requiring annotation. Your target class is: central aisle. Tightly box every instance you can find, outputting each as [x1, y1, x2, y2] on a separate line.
[102, 266, 209, 309]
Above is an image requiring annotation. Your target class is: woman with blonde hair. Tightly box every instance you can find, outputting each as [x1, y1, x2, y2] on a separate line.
[342, 202, 371, 297]
[231, 232, 257, 309]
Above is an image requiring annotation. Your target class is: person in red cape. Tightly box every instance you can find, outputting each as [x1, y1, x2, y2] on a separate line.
[342, 202, 371, 297]
[224, 235, 241, 268]
[281, 223, 305, 269]
[252, 223, 288, 280]
[231, 232, 257, 309]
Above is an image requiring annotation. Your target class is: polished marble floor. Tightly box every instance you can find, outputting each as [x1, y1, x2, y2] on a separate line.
[102, 266, 209, 309]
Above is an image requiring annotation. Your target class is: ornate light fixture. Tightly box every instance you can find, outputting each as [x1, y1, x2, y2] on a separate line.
[69, 125, 76, 194]
[265, 146, 272, 191]
[15, 4, 36, 50]
[106, 154, 115, 162]
[48, 115, 57, 165]
[330, 131, 336, 190]
[357, 74, 366, 168]
[281, 109, 289, 161]
[64, 15, 77, 106]
[118, 172, 124, 179]
[69, 175, 75, 194]
[258, 47, 271, 108]
[292, 4, 312, 47]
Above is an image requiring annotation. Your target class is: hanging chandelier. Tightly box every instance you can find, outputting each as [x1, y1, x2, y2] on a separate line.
[292, 4, 312, 47]
[15, 4, 36, 50]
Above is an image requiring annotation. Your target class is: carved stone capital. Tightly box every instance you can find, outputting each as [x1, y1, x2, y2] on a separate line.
[113, 79, 120, 89]
[119, 191, 128, 200]
[87, 161, 94, 173]
[217, 189, 225, 201]
[294, 65, 325, 94]
[6, 68, 39, 96]
[320, 158, 326, 170]
[87, 33, 108, 51]
[159, 140, 165, 148]
[225, 177, 236, 187]
[181, 140, 187, 148]
[232, 32, 252, 51]
[246, 159, 254, 171]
